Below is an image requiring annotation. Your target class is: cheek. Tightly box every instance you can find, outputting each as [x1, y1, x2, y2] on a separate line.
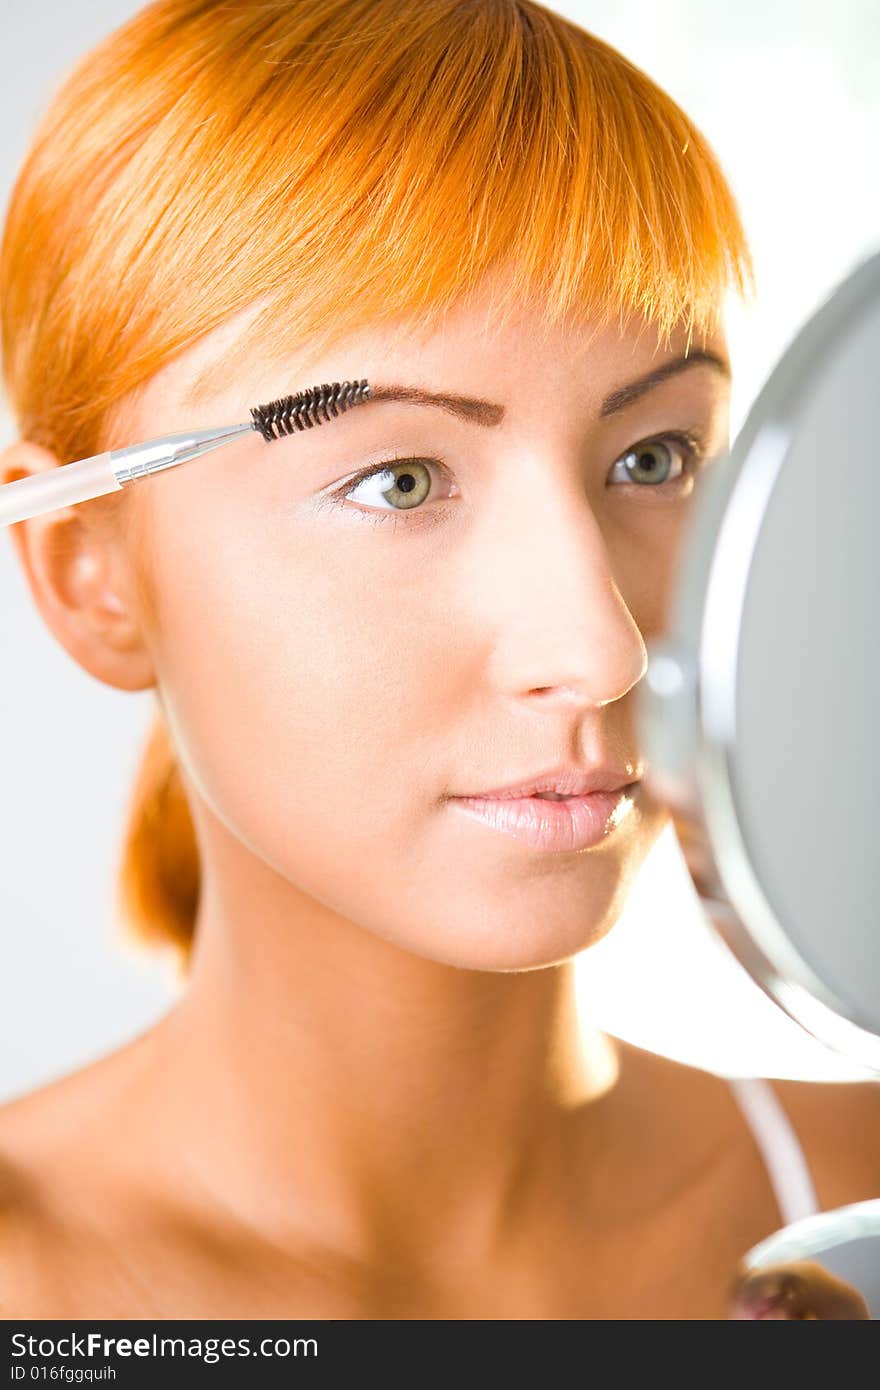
[145, 510, 457, 881]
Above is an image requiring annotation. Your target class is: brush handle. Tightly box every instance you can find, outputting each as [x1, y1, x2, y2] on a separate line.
[0, 451, 120, 527]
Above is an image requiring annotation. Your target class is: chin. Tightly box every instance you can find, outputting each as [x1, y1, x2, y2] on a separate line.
[433, 808, 665, 972]
[369, 884, 631, 973]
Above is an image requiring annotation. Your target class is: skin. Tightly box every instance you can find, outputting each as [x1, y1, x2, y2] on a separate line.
[0, 280, 878, 1318]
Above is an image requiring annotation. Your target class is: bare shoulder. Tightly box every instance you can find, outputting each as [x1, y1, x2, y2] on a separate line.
[613, 1037, 880, 1212]
[0, 1033, 158, 1317]
[0, 1081, 81, 1318]
[0, 1129, 51, 1318]
[0, 1039, 365, 1320]
[768, 1073, 880, 1211]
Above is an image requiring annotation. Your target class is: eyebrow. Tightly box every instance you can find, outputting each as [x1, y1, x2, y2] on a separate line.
[362, 349, 730, 427]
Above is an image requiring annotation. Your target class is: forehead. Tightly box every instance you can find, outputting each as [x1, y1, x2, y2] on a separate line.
[124, 285, 729, 436]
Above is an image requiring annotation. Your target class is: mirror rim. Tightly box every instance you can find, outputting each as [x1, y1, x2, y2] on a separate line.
[638, 248, 880, 1072]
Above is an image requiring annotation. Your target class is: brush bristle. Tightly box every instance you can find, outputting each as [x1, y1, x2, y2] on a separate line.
[250, 379, 371, 441]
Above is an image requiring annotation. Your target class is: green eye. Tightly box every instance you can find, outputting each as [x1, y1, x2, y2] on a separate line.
[334, 457, 451, 514]
[610, 434, 700, 487]
[623, 440, 675, 483]
[326, 427, 710, 530]
[345, 459, 433, 510]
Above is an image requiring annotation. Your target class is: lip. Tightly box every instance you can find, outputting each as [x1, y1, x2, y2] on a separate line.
[454, 762, 642, 799]
[448, 782, 642, 852]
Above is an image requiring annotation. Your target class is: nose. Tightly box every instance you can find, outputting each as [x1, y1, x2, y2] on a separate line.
[476, 476, 649, 711]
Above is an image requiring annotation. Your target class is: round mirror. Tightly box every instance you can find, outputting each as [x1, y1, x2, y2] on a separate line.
[637, 247, 880, 1300]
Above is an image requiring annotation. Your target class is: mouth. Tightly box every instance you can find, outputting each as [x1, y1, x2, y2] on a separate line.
[451, 760, 644, 801]
[529, 791, 588, 801]
[448, 782, 641, 853]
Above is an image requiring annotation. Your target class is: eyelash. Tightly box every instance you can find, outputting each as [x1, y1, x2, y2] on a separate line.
[323, 429, 711, 530]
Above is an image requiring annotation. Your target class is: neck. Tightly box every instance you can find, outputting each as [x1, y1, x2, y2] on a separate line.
[143, 811, 620, 1269]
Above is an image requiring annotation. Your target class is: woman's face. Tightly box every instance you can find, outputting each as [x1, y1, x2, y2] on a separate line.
[119, 288, 732, 970]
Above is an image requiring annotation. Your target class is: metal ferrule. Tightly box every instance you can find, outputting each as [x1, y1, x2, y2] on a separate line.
[109, 424, 254, 486]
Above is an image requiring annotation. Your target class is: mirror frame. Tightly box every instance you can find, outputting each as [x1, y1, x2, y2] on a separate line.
[637, 249, 880, 1073]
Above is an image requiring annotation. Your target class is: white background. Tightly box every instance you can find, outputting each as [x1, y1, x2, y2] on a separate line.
[1, 1, 878, 1101]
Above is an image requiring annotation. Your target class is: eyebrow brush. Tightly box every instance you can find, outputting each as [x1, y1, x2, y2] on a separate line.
[0, 379, 372, 528]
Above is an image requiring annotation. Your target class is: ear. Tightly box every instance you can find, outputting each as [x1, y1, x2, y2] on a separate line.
[1, 439, 157, 692]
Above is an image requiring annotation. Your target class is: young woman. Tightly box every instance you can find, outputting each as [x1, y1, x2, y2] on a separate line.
[0, 0, 876, 1319]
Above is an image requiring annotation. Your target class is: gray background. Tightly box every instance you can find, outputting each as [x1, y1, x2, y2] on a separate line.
[1, 1, 879, 1100]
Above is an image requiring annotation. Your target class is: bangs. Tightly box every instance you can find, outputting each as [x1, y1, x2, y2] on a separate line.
[1, 0, 755, 453]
